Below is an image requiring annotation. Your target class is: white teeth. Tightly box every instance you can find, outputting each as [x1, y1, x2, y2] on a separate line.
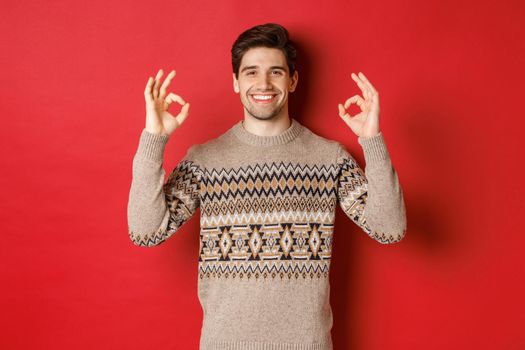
[253, 95, 274, 100]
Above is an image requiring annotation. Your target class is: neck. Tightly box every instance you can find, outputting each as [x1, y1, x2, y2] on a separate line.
[241, 115, 292, 137]
[232, 117, 303, 146]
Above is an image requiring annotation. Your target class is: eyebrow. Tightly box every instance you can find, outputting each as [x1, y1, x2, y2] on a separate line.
[240, 65, 287, 73]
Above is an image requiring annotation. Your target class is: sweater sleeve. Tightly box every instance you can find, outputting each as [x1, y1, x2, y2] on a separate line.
[336, 132, 407, 244]
[127, 128, 202, 247]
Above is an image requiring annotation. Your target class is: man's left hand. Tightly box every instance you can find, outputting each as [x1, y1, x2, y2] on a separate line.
[338, 72, 381, 138]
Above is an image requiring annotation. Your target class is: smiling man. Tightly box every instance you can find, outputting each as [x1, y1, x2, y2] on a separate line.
[234, 45, 297, 122]
[127, 23, 407, 350]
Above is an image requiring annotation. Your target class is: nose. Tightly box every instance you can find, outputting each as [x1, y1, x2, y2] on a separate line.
[256, 73, 272, 90]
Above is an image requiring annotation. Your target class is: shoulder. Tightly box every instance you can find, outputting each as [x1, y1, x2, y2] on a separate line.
[298, 124, 344, 158]
[299, 125, 361, 167]
[182, 125, 233, 164]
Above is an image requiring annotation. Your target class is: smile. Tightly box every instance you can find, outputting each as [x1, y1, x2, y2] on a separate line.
[250, 94, 277, 104]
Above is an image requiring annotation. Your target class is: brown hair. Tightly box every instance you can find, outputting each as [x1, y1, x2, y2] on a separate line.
[231, 23, 297, 79]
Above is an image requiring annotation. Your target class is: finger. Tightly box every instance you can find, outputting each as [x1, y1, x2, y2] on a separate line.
[144, 76, 154, 104]
[165, 92, 186, 107]
[358, 72, 378, 96]
[338, 104, 352, 126]
[352, 73, 372, 100]
[351, 72, 371, 100]
[337, 103, 350, 118]
[175, 103, 190, 125]
[159, 70, 176, 99]
[152, 69, 164, 99]
[358, 72, 380, 109]
[344, 95, 365, 110]
[338, 103, 346, 116]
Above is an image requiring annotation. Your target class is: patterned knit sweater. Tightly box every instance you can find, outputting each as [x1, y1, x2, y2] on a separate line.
[127, 117, 407, 350]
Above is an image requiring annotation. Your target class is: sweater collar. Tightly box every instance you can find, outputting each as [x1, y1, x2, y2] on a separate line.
[231, 118, 304, 146]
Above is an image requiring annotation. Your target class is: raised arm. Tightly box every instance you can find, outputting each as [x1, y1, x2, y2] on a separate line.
[336, 71, 407, 244]
[127, 68, 201, 247]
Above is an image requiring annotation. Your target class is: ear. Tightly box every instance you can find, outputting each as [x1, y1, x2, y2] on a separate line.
[233, 73, 239, 93]
[289, 70, 299, 92]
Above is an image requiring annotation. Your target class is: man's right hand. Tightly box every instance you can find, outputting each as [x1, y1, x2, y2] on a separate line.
[144, 68, 190, 137]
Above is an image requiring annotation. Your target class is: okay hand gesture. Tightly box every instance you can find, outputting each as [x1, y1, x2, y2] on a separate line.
[144, 69, 190, 137]
[338, 72, 381, 138]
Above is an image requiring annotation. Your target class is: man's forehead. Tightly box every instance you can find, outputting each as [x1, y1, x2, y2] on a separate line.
[240, 47, 287, 67]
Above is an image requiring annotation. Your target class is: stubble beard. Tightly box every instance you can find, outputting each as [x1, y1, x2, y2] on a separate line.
[242, 93, 285, 121]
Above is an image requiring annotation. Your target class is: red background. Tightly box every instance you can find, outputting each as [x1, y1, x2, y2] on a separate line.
[1, 0, 524, 349]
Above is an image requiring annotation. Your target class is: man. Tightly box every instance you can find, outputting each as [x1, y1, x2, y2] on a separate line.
[128, 23, 406, 350]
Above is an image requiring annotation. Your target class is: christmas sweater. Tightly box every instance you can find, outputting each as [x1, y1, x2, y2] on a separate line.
[127, 117, 407, 350]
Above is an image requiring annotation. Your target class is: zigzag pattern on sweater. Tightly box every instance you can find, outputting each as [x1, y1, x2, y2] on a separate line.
[196, 160, 364, 280]
[128, 159, 201, 247]
[200, 162, 340, 200]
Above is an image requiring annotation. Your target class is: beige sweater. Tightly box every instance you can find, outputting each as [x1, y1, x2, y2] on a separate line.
[127, 117, 407, 350]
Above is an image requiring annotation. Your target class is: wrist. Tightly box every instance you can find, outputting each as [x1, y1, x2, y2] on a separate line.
[359, 130, 381, 139]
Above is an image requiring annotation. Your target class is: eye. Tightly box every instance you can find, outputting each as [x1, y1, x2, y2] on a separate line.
[272, 70, 283, 76]
[246, 71, 256, 76]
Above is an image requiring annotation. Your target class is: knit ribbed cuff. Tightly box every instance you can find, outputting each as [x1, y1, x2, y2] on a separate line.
[135, 128, 170, 162]
[357, 131, 390, 164]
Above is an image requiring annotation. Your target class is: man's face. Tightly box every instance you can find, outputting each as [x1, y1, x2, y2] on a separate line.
[233, 47, 298, 121]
